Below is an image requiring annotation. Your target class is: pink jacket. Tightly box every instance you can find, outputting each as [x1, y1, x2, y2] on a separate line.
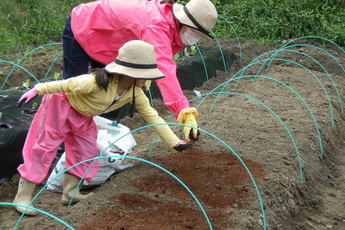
[71, 0, 188, 117]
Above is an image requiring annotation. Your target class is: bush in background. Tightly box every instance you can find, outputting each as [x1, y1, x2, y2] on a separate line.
[0, 0, 344, 56]
[0, 0, 89, 55]
[214, 0, 345, 46]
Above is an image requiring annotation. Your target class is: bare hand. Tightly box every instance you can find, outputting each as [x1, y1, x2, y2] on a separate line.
[17, 88, 39, 107]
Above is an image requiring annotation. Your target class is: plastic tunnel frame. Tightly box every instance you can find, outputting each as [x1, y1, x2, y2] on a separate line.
[206, 58, 335, 128]
[210, 30, 228, 73]
[194, 92, 304, 183]
[44, 50, 63, 79]
[218, 14, 243, 62]
[4, 43, 62, 85]
[0, 60, 40, 91]
[195, 44, 210, 82]
[283, 44, 345, 75]
[16, 123, 268, 230]
[258, 36, 345, 75]
[251, 48, 343, 111]
[77, 123, 267, 229]
[14, 155, 212, 230]
[0, 203, 75, 230]
[223, 75, 323, 159]
[150, 87, 308, 176]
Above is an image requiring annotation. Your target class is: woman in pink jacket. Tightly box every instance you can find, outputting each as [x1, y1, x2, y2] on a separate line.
[13, 40, 191, 216]
[62, 0, 218, 141]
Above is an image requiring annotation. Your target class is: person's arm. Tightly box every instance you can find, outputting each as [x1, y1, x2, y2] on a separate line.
[143, 29, 199, 141]
[152, 41, 189, 117]
[17, 74, 98, 106]
[34, 74, 98, 95]
[134, 88, 191, 150]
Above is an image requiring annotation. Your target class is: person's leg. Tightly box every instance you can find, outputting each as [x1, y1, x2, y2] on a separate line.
[62, 17, 90, 79]
[64, 118, 99, 182]
[15, 94, 69, 215]
[17, 94, 68, 184]
[13, 177, 38, 215]
[62, 116, 98, 204]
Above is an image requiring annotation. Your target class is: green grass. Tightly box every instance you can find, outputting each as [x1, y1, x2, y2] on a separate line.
[213, 0, 345, 46]
[0, 0, 344, 57]
[0, 0, 88, 55]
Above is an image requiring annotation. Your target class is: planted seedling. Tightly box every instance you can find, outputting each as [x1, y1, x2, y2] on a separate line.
[53, 72, 61, 81]
[22, 79, 31, 90]
[31, 102, 38, 110]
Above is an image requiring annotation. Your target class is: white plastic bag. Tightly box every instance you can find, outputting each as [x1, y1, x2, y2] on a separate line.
[46, 116, 136, 193]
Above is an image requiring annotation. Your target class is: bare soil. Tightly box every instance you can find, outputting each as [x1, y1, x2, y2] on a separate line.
[1, 38, 345, 230]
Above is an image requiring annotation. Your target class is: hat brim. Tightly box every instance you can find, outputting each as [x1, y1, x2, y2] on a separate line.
[105, 62, 164, 80]
[173, 4, 214, 42]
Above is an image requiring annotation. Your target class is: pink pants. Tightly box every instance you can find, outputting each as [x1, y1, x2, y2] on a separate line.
[18, 93, 99, 184]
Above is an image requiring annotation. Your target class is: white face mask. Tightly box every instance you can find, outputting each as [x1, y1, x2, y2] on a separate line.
[179, 28, 201, 46]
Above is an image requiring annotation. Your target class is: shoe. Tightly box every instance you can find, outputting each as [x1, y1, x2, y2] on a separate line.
[61, 173, 93, 205]
[13, 177, 38, 216]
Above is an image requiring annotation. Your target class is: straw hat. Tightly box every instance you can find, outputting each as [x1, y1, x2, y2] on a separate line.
[105, 40, 164, 80]
[173, 0, 218, 41]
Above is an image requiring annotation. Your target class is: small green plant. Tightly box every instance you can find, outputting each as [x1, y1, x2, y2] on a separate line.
[173, 44, 197, 62]
[53, 72, 61, 81]
[183, 45, 197, 57]
[22, 79, 31, 90]
[174, 53, 180, 62]
[176, 0, 187, 4]
[31, 102, 38, 110]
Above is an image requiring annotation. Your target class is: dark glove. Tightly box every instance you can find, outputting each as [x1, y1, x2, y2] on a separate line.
[173, 140, 192, 152]
[17, 88, 38, 107]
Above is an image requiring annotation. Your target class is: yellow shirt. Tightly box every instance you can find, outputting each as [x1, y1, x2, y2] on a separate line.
[35, 74, 179, 148]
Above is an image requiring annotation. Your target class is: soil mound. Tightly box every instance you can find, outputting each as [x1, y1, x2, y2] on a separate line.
[1, 38, 345, 229]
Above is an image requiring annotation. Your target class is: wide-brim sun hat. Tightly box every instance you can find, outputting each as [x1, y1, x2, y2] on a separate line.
[105, 40, 164, 80]
[173, 0, 218, 41]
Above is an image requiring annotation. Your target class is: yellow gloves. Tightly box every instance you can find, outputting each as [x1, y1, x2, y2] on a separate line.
[177, 107, 199, 141]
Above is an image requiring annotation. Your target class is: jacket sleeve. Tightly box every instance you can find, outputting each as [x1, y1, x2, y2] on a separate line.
[142, 28, 190, 118]
[134, 88, 180, 148]
[34, 74, 98, 95]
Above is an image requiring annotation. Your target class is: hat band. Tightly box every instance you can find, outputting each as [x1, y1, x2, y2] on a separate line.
[183, 6, 210, 37]
[115, 59, 157, 69]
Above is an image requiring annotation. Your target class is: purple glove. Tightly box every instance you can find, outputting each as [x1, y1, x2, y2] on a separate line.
[173, 140, 192, 152]
[17, 88, 39, 107]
